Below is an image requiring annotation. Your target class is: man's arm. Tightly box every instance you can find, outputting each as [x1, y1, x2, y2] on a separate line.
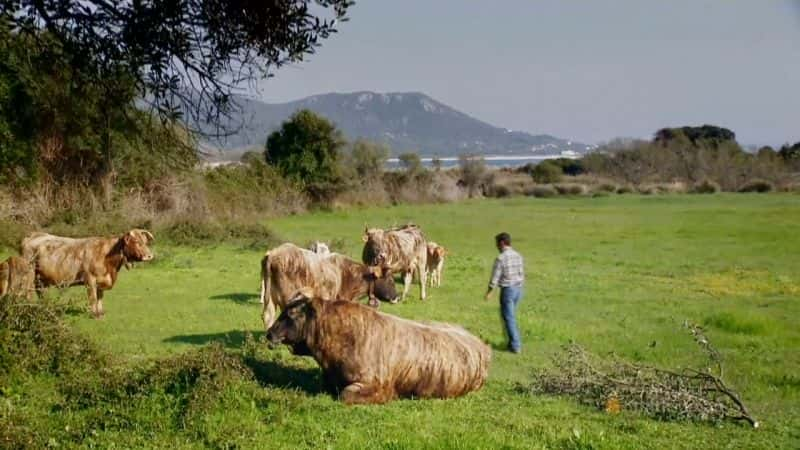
[485, 257, 502, 300]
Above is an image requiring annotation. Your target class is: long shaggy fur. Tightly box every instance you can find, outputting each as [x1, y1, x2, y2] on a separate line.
[259, 243, 396, 330]
[267, 296, 491, 404]
[0, 256, 35, 299]
[362, 224, 428, 301]
[20, 229, 154, 317]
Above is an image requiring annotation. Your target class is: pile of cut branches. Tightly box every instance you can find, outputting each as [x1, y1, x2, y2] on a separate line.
[527, 322, 758, 427]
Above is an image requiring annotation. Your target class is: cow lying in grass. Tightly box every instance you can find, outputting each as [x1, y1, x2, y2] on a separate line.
[267, 295, 491, 404]
[259, 243, 397, 330]
[21, 229, 155, 318]
[0, 256, 35, 299]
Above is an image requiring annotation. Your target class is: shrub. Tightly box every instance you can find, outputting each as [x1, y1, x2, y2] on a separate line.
[554, 183, 587, 196]
[691, 179, 721, 194]
[637, 185, 657, 195]
[526, 185, 557, 198]
[616, 185, 635, 194]
[531, 161, 563, 184]
[738, 179, 774, 193]
[594, 183, 618, 193]
[592, 191, 610, 198]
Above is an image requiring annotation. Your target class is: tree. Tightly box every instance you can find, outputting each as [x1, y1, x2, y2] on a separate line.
[458, 154, 487, 198]
[654, 125, 736, 148]
[349, 139, 388, 180]
[431, 156, 442, 171]
[398, 152, 423, 176]
[531, 160, 562, 184]
[2, 0, 353, 131]
[264, 109, 345, 190]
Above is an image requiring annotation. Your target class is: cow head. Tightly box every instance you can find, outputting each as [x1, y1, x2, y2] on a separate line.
[362, 227, 387, 266]
[122, 229, 155, 262]
[267, 294, 315, 354]
[364, 265, 398, 304]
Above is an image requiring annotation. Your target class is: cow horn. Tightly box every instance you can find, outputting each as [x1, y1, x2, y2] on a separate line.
[143, 231, 155, 243]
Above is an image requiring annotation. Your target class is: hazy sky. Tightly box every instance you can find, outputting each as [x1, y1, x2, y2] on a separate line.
[255, 1, 800, 146]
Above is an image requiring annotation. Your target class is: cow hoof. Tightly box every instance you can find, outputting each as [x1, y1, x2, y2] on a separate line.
[368, 298, 379, 308]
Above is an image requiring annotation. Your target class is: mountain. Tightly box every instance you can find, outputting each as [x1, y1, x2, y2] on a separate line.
[203, 91, 592, 157]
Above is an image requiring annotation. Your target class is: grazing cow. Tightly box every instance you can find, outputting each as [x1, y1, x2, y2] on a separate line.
[426, 242, 447, 288]
[362, 224, 427, 302]
[21, 229, 155, 318]
[0, 256, 35, 299]
[259, 243, 397, 329]
[267, 295, 491, 404]
[308, 241, 331, 256]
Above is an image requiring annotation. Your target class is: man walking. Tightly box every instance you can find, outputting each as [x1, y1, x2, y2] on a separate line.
[485, 232, 524, 353]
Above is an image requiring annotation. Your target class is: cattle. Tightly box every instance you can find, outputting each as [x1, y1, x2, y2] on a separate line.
[267, 295, 491, 404]
[259, 243, 397, 329]
[308, 241, 331, 256]
[0, 256, 35, 299]
[426, 242, 447, 288]
[20, 229, 155, 318]
[362, 224, 427, 302]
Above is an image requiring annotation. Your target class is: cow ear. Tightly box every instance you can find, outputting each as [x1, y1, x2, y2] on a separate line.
[361, 233, 369, 242]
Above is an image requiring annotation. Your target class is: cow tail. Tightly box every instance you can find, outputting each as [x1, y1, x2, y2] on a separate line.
[260, 252, 271, 305]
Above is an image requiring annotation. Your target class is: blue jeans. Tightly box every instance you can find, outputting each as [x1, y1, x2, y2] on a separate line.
[500, 285, 522, 352]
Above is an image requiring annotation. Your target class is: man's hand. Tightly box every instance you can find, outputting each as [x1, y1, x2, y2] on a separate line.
[484, 289, 493, 301]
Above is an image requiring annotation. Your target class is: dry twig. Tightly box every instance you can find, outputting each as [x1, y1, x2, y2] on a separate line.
[527, 322, 758, 427]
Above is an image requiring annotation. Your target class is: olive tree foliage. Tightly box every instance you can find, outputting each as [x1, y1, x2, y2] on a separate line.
[0, 25, 196, 187]
[264, 109, 346, 200]
[458, 154, 487, 198]
[1, 0, 354, 131]
[347, 138, 388, 180]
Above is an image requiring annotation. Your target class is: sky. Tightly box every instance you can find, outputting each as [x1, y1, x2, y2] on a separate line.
[254, 1, 800, 147]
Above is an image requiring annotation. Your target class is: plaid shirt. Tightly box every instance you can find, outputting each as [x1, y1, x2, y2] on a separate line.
[489, 247, 524, 289]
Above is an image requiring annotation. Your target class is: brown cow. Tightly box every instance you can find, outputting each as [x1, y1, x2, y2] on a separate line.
[267, 295, 491, 404]
[425, 242, 447, 288]
[362, 224, 427, 302]
[0, 256, 35, 299]
[259, 243, 397, 330]
[21, 229, 154, 318]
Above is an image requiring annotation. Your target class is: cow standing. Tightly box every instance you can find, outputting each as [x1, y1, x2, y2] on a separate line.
[0, 256, 35, 299]
[267, 295, 491, 404]
[426, 242, 447, 288]
[362, 224, 427, 302]
[259, 243, 397, 330]
[21, 229, 155, 318]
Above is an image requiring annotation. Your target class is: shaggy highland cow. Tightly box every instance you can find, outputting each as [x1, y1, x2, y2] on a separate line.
[259, 243, 397, 329]
[362, 224, 428, 302]
[0, 256, 35, 299]
[21, 229, 155, 317]
[267, 295, 491, 404]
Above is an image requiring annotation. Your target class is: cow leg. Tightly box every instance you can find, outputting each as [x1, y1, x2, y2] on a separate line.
[86, 279, 101, 319]
[96, 289, 105, 317]
[418, 264, 427, 300]
[262, 299, 277, 332]
[399, 271, 412, 302]
[341, 382, 392, 405]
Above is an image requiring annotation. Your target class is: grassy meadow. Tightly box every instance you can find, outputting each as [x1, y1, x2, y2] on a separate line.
[2, 194, 799, 449]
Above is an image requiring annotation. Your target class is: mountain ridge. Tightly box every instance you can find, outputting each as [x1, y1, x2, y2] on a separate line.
[203, 91, 592, 157]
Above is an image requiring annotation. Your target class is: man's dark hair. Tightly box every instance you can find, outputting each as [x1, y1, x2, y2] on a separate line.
[495, 232, 511, 246]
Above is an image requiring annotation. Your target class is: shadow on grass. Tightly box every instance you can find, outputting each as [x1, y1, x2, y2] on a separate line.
[208, 292, 260, 304]
[164, 329, 253, 348]
[163, 330, 326, 396]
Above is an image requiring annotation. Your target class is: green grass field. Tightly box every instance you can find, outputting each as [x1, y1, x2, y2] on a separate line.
[3, 194, 800, 449]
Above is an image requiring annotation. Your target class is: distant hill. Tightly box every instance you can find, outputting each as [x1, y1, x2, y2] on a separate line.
[203, 91, 592, 157]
